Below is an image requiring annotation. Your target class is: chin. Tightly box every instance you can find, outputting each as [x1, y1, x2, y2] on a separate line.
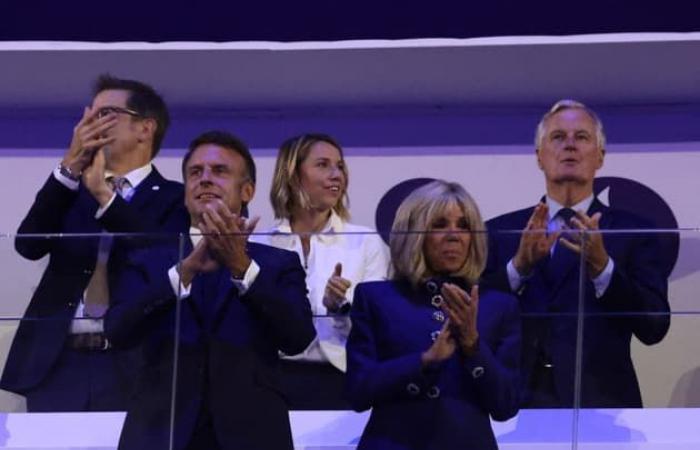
[431, 263, 463, 275]
[554, 173, 587, 184]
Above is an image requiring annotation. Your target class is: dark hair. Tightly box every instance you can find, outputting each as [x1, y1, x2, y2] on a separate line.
[182, 130, 256, 184]
[182, 130, 257, 216]
[93, 74, 170, 158]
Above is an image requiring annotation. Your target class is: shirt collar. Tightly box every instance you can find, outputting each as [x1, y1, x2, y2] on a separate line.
[271, 210, 345, 242]
[105, 163, 153, 189]
[190, 226, 203, 248]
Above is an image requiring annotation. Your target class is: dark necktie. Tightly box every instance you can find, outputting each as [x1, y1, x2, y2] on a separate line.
[556, 207, 576, 232]
[109, 176, 131, 200]
[546, 207, 578, 283]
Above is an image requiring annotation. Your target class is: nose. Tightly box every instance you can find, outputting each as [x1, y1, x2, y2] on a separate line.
[443, 225, 462, 240]
[564, 134, 577, 150]
[198, 167, 213, 184]
[329, 165, 342, 180]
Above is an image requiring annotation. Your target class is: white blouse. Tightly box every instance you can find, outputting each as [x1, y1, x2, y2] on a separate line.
[251, 211, 389, 371]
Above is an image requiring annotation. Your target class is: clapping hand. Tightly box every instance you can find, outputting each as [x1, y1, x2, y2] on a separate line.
[198, 200, 259, 278]
[62, 106, 117, 178]
[441, 283, 480, 356]
[421, 319, 457, 368]
[513, 203, 559, 276]
[559, 210, 610, 278]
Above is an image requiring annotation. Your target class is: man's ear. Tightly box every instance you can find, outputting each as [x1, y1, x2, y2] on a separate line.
[597, 147, 606, 169]
[241, 180, 255, 204]
[536, 147, 544, 170]
[139, 117, 157, 144]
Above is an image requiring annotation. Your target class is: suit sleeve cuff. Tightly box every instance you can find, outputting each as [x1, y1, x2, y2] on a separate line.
[592, 257, 615, 298]
[506, 259, 526, 292]
[168, 265, 191, 300]
[53, 166, 80, 191]
[231, 258, 260, 295]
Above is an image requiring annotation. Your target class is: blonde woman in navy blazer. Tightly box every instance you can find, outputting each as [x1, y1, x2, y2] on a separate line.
[346, 180, 521, 450]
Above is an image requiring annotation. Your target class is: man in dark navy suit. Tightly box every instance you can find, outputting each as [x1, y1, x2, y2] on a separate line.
[484, 100, 670, 408]
[105, 130, 316, 450]
[1, 75, 187, 411]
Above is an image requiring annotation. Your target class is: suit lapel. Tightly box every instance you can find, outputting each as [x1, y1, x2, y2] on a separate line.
[128, 167, 165, 211]
[588, 198, 612, 228]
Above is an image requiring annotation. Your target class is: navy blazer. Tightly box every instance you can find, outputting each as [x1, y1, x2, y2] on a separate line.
[484, 198, 670, 408]
[1, 168, 187, 397]
[105, 241, 316, 450]
[346, 279, 521, 450]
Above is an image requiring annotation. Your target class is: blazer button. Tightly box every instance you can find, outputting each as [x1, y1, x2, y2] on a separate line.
[406, 382, 420, 396]
[471, 366, 485, 379]
[432, 311, 445, 323]
[426, 386, 441, 399]
[425, 280, 439, 294]
[430, 330, 441, 342]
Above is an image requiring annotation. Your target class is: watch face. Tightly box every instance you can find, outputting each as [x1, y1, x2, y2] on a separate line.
[60, 164, 80, 181]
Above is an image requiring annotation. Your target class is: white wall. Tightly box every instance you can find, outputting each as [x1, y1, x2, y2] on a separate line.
[1, 139, 699, 410]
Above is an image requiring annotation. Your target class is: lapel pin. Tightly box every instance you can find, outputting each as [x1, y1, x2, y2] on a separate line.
[152, 185, 160, 191]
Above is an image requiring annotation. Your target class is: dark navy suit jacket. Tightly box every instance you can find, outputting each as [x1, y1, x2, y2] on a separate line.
[484, 198, 670, 408]
[346, 279, 521, 450]
[105, 241, 316, 450]
[1, 169, 187, 405]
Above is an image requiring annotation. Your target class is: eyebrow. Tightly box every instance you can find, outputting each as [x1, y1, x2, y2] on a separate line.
[549, 128, 592, 135]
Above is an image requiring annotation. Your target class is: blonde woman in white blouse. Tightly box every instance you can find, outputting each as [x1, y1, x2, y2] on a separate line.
[252, 133, 389, 409]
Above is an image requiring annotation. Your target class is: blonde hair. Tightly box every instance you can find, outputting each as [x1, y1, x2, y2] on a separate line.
[270, 133, 350, 220]
[535, 99, 606, 151]
[390, 180, 487, 287]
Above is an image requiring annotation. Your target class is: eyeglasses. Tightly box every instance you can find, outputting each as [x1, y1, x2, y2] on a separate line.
[96, 106, 141, 119]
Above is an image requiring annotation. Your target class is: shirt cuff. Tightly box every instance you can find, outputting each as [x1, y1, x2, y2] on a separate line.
[231, 259, 260, 295]
[168, 265, 191, 300]
[506, 259, 525, 293]
[94, 193, 117, 219]
[53, 166, 80, 191]
[592, 257, 615, 298]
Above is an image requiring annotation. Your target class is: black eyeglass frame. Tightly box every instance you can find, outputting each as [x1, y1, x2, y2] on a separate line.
[96, 106, 142, 119]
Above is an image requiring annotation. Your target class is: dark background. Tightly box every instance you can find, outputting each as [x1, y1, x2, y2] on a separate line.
[2, 1, 697, 42]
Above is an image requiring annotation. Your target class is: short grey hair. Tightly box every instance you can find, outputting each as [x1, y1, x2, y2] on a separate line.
[389, 180, 487, 287]
[535, 99, 606, 151]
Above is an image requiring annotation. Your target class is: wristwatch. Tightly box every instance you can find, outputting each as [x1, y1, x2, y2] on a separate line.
[58, 163, 81, 181]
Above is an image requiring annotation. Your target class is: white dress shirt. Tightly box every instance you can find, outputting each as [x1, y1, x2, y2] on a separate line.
[251, 210, 390, 371]
[68, 163, 154, 334]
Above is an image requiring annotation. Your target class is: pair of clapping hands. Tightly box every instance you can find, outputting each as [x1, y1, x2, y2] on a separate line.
[62, 107, 123, 205]
[180, 201, 260, 287]
[513, 203, 610, 278]
[422, 284, 480, 367]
